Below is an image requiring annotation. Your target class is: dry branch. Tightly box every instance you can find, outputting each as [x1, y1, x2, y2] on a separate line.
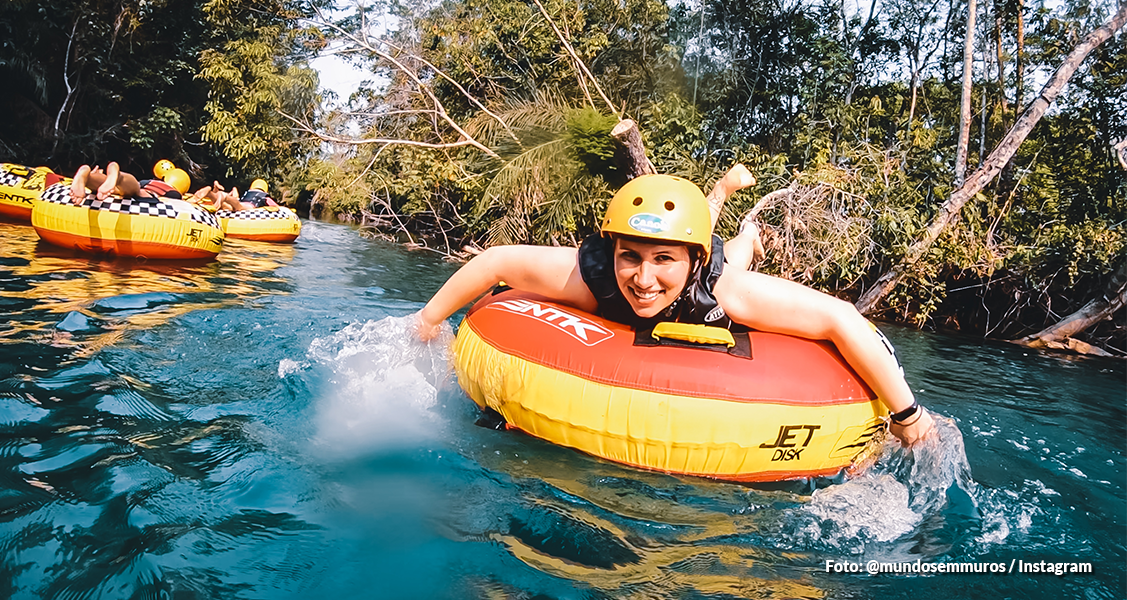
[292, 7, 506, 158]
[611, 118, 757, 230]
[954, 0, 978, 188]
[280, 111, 484, 151]
[529, 0, 617, 116]
[749, 179, 873, 287]
[1014, 137, 1127, 354]
[1013, 263, 1126, 356]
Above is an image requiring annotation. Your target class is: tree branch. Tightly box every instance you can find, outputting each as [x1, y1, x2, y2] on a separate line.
[529, 0, 617, 116]
[279, 110, 481, 151]
[383, 40, 520, 145]
[306, 6, 501, 158]
[1014, 263, 1126, 356]
[610, 119, 656, 178]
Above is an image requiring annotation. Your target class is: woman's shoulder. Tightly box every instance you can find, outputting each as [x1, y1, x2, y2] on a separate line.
[487, 244, 595, 312]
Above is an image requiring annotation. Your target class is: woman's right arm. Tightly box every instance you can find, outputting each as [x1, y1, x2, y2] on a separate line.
[415, 245, 597, 341]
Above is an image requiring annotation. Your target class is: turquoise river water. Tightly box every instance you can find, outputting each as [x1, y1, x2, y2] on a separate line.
[0, 218, 1123, 599]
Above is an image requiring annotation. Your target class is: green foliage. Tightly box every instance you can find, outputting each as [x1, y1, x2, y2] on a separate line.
[0, 0, 324, 199]
[127, 106, 184, 151]
[197, 0, 325, 184]
[466, 100, 617, 247]
[565, 107, 618, 180]
[0, 0, 213, 168]
[401, 0, 673, 118]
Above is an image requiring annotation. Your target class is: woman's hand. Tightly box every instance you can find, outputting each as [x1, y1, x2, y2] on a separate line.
[413, 310, 443, 342]
[888, 408, 937, 447]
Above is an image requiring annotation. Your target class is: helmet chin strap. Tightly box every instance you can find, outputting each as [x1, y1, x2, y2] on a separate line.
[665, 247, 706, 318]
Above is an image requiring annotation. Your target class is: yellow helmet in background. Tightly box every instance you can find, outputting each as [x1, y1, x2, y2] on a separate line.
[600, 174, 713, 259]
[164, 168, 191, 194]
[250, 179, 268, 193]
[153, 159, 175, 178]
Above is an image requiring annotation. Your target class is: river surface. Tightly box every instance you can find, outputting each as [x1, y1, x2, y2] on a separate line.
[0, 219, 1123, 600]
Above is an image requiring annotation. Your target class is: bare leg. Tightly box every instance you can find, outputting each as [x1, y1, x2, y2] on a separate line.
[189, 185, 213, 204]
[218, 192, 240, 212]
[104, 164, 145, 199]
[70, 165, 92, 203]
[218, 187, 248, 212]
[724, 220, 766, 271]
[207, 181, 231, 206]
[706, 164, 764, 270]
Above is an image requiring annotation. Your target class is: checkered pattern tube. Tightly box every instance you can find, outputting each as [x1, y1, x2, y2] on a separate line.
[40, 183, 222, 230]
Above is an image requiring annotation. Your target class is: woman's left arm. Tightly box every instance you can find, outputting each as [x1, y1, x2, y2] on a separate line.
[714, 269, 935, 446]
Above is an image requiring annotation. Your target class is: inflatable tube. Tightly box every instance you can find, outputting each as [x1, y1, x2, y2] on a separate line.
[0, 163, 59, 221]
[216, 207, 301, 243]
[454, 289, 888, 482]
[32, 183, 225, 260]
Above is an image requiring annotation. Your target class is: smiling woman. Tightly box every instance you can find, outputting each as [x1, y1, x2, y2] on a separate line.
[415, 173, 937, 450]
[611, 239, 693, 318]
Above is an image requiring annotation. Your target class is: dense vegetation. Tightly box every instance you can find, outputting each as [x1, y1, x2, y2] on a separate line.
[0, 0, 325, 190]
[1, 0, 1123, 351]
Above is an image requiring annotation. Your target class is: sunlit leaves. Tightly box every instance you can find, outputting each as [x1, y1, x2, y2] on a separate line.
[196, 1, 325, 181]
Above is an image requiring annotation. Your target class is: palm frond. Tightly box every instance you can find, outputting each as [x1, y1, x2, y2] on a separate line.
[476, 137, 570, 217]
[0, 56, 49, 105]
[465, 89, 573, 147]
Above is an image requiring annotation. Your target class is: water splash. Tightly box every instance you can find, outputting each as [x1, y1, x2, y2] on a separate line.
[293, 315, 454, 457]
[779, 415, 978, 551]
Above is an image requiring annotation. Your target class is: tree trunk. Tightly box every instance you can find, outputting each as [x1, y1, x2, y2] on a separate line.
[993, 0, 1008, 121]
[907, 61, 920, 128]
[1014, 263, 1126, 356]
[855, 3, 1127, 315]
[1015, 0, 1024, 111]
[611, 119, 657, 179]
[53, 17, 81, 149]
[955, 0, 978, 187]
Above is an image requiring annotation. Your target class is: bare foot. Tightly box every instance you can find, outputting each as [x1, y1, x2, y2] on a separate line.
[191, 185, 213, 204]
[70, 165, 92, 204]
[718, 163, 756, 197]
[706, 163, 758, 227]
[96, 162, 121, 201]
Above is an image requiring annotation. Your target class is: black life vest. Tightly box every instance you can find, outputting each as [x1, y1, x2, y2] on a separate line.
[138, 179, 182, 200]
[240, 189, 272, 208]
[577, 233, 735, 330]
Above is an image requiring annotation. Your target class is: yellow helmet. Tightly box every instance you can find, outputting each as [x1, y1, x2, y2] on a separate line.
[601, 174, 713, 259]
[250, 179, 268, 193]
[163, 168, 191, 194]
[153, 159, 175, 178]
